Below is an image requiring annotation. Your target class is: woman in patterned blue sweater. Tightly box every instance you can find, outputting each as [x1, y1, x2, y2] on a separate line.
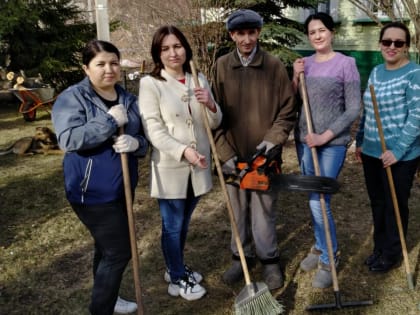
[356, 22, 420, 273]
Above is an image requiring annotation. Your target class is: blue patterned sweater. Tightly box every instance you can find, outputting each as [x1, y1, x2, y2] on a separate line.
[356, 61, 420, 161]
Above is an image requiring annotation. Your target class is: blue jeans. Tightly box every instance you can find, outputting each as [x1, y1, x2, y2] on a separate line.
[158, 181, 200, 282]
[296, 143, 346, 264]
[72, 201, 131, 315]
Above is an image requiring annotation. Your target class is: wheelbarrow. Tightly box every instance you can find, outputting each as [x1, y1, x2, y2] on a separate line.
[11, 87, 57, 122]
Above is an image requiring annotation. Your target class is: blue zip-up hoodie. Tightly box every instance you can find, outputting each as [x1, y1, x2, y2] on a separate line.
[52, 77, 148, 205]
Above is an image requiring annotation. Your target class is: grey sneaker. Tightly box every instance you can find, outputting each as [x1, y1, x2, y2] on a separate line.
[300, 246, 322, 272]
[312, 260, 338, 289]
[168, 278, 206, 301]
[262, 263, 284, 290]
[164, 265, 203, 284]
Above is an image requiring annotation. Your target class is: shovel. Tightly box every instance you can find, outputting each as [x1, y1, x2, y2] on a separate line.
[299, 73, 373, 311]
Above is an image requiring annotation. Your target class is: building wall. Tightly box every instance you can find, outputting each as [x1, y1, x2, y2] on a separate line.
[285, 0, 415, 89]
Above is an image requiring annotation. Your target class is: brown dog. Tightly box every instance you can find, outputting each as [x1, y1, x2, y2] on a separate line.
[0, 127, 62, 156]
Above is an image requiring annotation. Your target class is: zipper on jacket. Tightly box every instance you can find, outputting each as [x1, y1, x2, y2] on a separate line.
[80, 158, 93, 204]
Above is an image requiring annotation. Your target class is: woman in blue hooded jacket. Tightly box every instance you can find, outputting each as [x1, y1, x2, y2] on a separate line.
[52, 40, 148, 315]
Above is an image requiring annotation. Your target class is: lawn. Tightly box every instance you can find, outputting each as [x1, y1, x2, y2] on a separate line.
[0, 102, 419, 315]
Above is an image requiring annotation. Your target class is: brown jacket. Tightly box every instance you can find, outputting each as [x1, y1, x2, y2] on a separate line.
[213, 47, 296, 162]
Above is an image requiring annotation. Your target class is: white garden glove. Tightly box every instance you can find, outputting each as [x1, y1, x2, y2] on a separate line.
[222, 156, 237, 175]
[256, 140, 275, 154]
[107, 104, 128, 127]
[113, 134, 139, 153]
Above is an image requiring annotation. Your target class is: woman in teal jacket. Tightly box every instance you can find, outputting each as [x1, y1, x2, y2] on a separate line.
[356, 22, 420, 273]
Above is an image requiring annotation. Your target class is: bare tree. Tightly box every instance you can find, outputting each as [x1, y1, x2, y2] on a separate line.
[348, 0, 420, 55]
[105, 0, 317, 79]
[106, 0, 229, 78]
[182, 1, 231, 79]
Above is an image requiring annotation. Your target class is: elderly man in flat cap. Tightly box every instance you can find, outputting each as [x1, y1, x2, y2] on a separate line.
[213, 9, 296, 290]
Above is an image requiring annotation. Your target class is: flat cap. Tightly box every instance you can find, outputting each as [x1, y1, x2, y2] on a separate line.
[226, 9, 263, 31]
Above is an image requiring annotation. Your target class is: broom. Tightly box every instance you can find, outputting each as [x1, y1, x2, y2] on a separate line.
[299, 73, 373, 310]
[190, 60, 284, 315]
[119, 127, 145, 315]
[369, 85, 414, 290]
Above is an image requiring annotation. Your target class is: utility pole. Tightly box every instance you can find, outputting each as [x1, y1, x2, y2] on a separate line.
[95, 0, 110, 41]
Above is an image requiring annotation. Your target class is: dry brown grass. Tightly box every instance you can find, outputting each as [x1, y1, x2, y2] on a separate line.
[0, 102, 419, 315]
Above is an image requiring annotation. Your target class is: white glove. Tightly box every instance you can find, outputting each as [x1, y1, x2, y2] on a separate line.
[113, 134, 139, 153]
[107, 104, 128, 127]
[222, 156, 237, 175]
[256, 140, 275, 154]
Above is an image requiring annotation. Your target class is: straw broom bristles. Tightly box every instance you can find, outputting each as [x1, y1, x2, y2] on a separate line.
[234, 282, 284, 315]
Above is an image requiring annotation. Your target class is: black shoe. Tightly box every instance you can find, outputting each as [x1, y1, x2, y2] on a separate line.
[369, 257, 401, 273]
[222, 257, 256, 285]
[364, 251, 381, 266]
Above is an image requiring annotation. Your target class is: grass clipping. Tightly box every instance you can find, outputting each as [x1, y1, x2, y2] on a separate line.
[235, 282, 284, 315]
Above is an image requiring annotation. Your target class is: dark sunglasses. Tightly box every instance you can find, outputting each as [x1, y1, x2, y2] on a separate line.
[380, 39, 406, 48]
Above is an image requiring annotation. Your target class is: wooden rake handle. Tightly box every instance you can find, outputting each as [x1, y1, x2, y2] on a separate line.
[119, 127, 144, 314]
[369, 85, 413, 290]
[189, 60, 252, 285]
[299, 72, 340, 292]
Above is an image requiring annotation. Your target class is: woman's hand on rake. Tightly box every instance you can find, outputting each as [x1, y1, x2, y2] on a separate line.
[305, 129, 334, 148]
[194, 87, 216, 112]
[380, 150, 397, 168]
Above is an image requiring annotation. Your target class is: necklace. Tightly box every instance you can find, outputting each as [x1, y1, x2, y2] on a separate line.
[386, 58, 409, 70]
[315, 51, 335, 62]
[93, 87, 117, 101]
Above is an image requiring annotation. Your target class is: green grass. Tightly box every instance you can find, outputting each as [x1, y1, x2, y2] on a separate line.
[0, 103, 419, 314]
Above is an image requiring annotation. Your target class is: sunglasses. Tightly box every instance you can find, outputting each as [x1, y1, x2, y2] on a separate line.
[380, 39, 406, 48]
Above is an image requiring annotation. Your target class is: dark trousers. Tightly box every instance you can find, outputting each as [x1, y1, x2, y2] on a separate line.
[72, 201, 131, 315]
[361, 154, 419, 260]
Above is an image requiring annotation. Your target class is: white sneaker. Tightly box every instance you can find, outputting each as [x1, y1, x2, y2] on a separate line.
[168, 279, 206, 301]
[114, 296, 137, 314]
[164, 265, 203, 284]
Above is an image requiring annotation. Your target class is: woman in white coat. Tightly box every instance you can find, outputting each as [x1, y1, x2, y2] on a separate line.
[139, 25, 222, 301]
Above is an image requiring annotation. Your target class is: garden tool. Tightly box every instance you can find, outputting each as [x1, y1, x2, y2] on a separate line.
[299, 73, 373, 311]
[190, 60, 283, 315]
[119, 127, 144, 315]
[225, 145, 340, 194]
[369, 84, 414, 290]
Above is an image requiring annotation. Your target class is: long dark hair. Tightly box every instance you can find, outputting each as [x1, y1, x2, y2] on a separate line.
[379, 22, 411, 47]
[82, 40, 121, 66]
[150, 25, 193, 81]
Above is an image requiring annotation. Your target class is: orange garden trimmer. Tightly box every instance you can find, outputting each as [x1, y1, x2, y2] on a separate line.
[226, 145, 340, 194]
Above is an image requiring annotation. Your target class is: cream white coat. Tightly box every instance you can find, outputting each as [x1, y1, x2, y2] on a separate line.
[139, 70, 222, 198]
